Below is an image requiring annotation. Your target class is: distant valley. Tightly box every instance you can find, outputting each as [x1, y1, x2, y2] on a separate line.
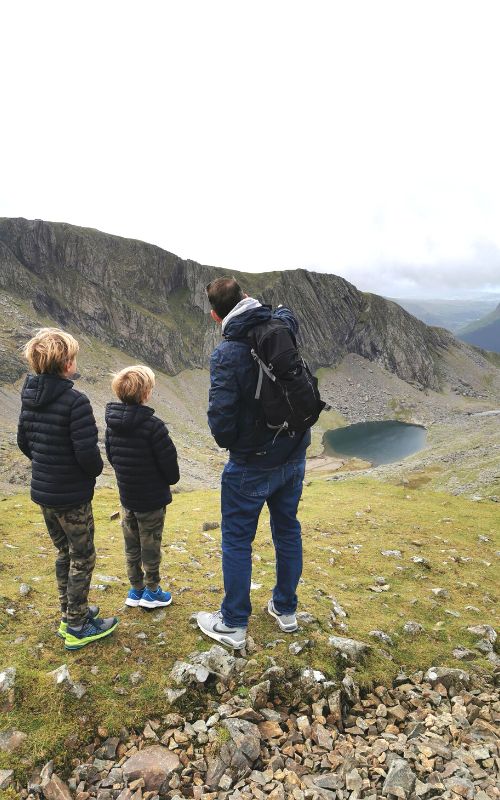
[391, 296, 500, 333]
[457, 303, 500, 353]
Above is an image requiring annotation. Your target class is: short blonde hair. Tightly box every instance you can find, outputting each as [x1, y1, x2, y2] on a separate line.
[23, 328, 79, 375]
[111, 365, 155, 404]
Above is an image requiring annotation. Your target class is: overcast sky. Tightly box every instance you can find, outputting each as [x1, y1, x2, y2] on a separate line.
[1, 1, 499, 299]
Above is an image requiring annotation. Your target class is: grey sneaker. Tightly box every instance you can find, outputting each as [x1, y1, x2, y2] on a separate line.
[196, 611, 247, 649]
[267, 599, 298, 632]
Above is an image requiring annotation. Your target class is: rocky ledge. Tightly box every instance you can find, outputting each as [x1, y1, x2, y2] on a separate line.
[6, 646, 499, 800]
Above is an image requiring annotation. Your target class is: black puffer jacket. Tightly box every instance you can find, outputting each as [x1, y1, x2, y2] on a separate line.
[17, 374, 103, 508]
[105, 402, 180, 512]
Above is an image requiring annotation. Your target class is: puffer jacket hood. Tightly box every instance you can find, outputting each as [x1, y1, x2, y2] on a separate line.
[105, 402, 154, 432]
[21, 374, 74, 409]
[223, 304, 273, 341]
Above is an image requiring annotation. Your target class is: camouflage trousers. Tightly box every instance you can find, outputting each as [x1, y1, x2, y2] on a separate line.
[41, 502, 96, 627]
[121, 505, 166, 590]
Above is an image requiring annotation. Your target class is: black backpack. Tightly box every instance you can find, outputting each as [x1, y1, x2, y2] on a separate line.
[247, 317, 326, 433]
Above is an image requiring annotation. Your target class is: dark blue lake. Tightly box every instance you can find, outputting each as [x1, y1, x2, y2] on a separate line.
[323, 420, 427, 466]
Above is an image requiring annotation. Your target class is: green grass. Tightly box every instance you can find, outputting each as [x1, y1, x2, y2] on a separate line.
[0, 478, 498, 780]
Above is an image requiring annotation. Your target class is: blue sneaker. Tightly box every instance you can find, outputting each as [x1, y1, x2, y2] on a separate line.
[125, 587, 144, 607]
[139, 586, 172, 609]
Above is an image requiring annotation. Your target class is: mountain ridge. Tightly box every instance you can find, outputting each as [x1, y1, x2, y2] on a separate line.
[0, 217, 459, 390]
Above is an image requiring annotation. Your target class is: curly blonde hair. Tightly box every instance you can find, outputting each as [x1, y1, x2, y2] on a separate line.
[111, 365, 155, 404]
[23, 328, 79, 375]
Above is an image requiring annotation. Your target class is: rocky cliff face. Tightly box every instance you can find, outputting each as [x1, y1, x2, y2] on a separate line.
[0, 218, 455, 388]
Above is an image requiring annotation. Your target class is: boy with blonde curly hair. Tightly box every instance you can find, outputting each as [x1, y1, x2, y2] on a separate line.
[105, 365, 180, 609]
[17, 328, 118, 649]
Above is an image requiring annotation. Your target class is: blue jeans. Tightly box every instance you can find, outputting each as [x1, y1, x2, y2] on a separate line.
[220, 457, 305, 628]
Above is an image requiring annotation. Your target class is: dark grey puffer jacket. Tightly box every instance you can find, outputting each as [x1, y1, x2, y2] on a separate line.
[17, 374, 103, 508]
[105, 402, 180, 512]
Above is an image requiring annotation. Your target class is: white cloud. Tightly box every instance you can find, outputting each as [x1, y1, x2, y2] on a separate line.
[1, 0, 499, 298]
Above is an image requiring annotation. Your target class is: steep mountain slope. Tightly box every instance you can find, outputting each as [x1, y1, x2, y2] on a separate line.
[0, 217, 455, 390]
[458, 303, 500, 353]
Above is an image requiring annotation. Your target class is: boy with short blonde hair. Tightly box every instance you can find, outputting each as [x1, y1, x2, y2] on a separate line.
[106, 365, 180, 609]
[18, 328, 118, 649]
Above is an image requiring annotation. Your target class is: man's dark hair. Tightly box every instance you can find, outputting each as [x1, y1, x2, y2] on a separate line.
[206, 277, 244, 320]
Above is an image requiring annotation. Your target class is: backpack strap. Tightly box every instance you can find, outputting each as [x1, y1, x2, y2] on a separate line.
[250, 348, 276, 399]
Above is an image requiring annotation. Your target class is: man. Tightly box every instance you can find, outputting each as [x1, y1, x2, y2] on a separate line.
[197, 277, 311, 649]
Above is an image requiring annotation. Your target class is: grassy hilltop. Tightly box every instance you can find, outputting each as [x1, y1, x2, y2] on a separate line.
[1, 476, 498, 781]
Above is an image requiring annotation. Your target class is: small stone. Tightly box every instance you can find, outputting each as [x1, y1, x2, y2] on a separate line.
[328, 635, 369, 663]
[452, 646, 476, 661]
[19, 582, 32, 596]
[249, 681, 270, 710]
[190, 644, 237, 678]
[381, 550, 402, 558]
[443, 776, 474, 798]
[331, 597, 348, 618]
[296, 611, 316, 625]
[424, 666, 469, 690]
[387, 704, 407, 722]
[0, 769, 14, 790]
[0, 667, 16, 693]
[310, 721, 333, 749]
[369, 629, 393, 646]
[415, 779, 432, 796]
[219, 773, 233, 790]
[0, 728, 28, 752]
[122, 746, 180, 791]
[41, 774, 73, 800]
[296, 715, 312, 737]
[170, 660, 209, 685]
[431, 587, 449, 598]
[164, 687, 186, 703]
[411, 556, 430, 567]
[345, 768, 362, 792]
[202, 521, 220, 531]
[46, 664, 86, 698]
[143, 723, 158, 739]
[289, 639, 309, 655]
[403, 621, 423, 636]
[470, 745, 490, 760]
[467, 624, 497, 643]
[382, 757, 416, 797]
[258, 720, 283, 740]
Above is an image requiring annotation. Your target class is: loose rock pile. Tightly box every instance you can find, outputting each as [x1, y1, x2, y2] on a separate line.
[12, 647, 499, 800]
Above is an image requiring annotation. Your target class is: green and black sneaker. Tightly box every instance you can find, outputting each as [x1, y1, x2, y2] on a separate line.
[65, 616, 118, 650]
[56, 605, 100, 639]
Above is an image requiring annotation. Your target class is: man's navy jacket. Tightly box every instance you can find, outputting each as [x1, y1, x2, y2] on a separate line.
[207, 303, 311, 466]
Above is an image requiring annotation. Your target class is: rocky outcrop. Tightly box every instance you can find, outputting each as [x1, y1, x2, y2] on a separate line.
[10, 664, 500, 799]
[0, 217, 456, 387]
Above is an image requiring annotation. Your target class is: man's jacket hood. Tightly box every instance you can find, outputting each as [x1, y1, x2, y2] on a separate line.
[21, 374, 74, 409]
[223, 304, 272, 341]
[105, 402, 155, 432]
